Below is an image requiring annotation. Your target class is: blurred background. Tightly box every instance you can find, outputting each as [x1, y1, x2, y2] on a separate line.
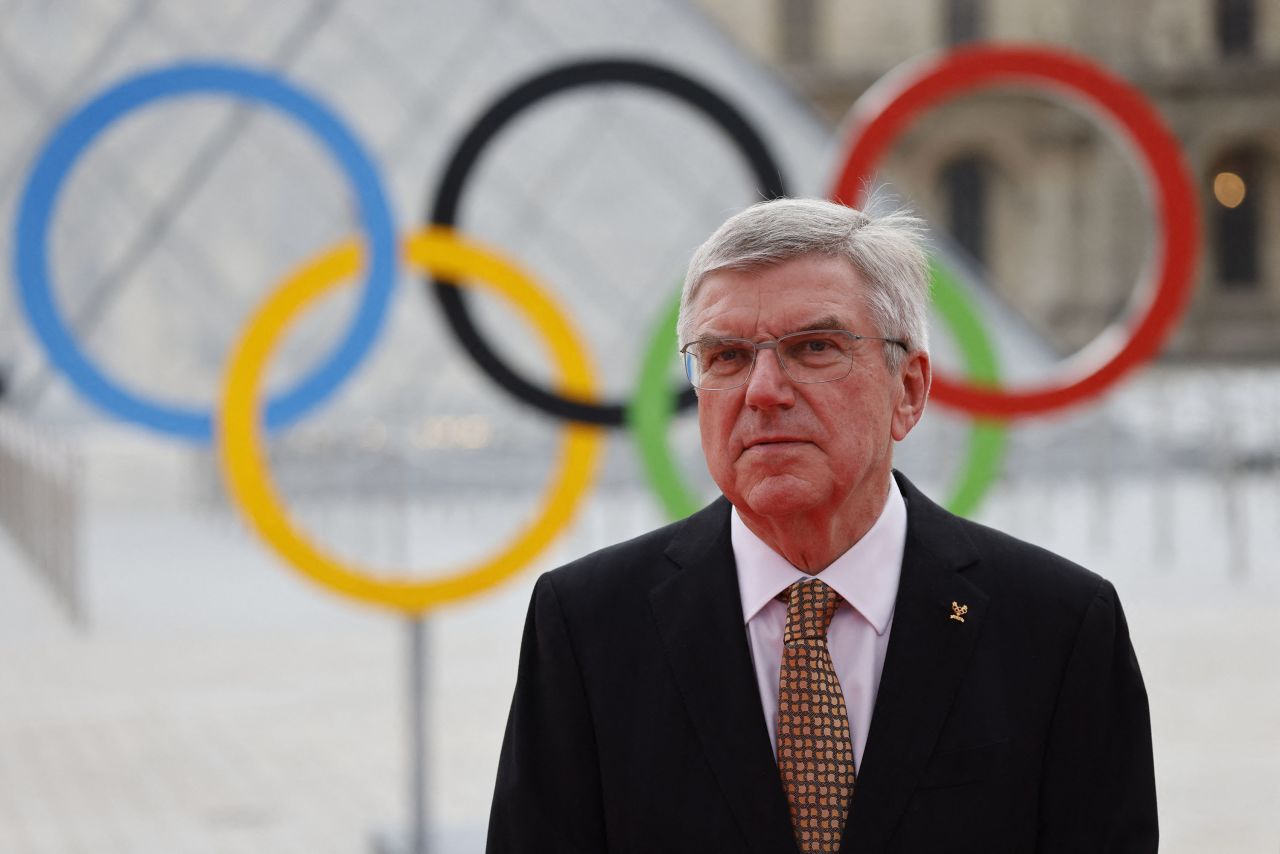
[0, 0, 1277, 851]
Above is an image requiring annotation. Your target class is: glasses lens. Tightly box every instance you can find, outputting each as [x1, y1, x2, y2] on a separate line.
[684, 331, 859, 389]
[686, 339, 754, 390]
[777, 331, 855, 382]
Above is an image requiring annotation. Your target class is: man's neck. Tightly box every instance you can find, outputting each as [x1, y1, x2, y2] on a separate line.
[735, 474, 894, 572]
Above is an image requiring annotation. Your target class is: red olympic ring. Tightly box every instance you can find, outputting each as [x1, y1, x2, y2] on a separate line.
[830, 44, 1200, 418]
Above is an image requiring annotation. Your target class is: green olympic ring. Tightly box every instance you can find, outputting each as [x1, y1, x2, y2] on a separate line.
[926, 257, 1006, 517]
[628, 258, 1007, 520]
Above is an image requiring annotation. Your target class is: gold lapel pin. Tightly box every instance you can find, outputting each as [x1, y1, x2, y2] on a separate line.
[950, 601, 969, 623]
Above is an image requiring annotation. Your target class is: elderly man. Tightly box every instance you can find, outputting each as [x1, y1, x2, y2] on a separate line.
[487, 199, 1156, 853]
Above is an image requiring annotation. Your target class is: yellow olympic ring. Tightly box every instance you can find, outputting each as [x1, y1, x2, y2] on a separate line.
[216, 226, 605, 613]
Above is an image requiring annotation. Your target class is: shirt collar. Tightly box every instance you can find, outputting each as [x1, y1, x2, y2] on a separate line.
[732, 475, 906, 636]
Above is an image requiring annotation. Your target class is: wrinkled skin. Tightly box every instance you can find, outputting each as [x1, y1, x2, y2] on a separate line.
[689, 254, 930, 571]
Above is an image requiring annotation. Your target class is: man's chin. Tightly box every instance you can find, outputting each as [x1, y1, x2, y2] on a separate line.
[739, 475, 824, 519]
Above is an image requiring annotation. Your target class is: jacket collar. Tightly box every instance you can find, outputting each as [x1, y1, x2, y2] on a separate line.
[651, 497, 801, 854]
[840, 472, 989, 851]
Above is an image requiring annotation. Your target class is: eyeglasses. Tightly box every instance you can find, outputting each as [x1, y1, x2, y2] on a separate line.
[680, 329, 908, 391]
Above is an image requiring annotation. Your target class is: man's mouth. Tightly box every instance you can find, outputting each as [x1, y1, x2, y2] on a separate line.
[745, 437, 808, 448]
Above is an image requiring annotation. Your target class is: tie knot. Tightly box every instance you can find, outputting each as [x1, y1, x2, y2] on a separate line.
[782, 578, 842, 645]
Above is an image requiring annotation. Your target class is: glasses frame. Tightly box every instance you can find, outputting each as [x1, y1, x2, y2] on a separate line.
[679, 329, 909, 391]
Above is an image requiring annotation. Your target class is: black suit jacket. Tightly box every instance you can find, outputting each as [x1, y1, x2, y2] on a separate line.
[487, 473, 1156, 853]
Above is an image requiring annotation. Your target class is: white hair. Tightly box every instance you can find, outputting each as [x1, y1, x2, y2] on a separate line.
[679, 198, 931, 370]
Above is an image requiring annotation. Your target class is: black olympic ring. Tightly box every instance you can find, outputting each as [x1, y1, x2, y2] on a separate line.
[427, 58, 789, 426]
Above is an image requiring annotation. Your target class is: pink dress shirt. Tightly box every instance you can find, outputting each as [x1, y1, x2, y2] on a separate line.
[732, 477, 906, 771]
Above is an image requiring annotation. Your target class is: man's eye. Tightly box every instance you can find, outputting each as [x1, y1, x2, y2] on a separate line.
[788, 336, 839, 354]
[713, 347, 746, 362]
[697, 344, 749, 371]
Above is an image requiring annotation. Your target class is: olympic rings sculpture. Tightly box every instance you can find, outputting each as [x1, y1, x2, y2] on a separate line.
[11, 46, 1198, 613]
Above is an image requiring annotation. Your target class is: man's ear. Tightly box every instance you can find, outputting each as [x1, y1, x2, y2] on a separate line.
[891, 349, 930, 441]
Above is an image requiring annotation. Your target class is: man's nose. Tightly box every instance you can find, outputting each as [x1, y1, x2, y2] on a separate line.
[743, 348, 795, 409]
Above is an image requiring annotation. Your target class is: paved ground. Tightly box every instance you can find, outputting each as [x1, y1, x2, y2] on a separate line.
[1, 502, 1278, 853]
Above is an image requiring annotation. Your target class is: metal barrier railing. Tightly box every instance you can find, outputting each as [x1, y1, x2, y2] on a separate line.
[0, 410, 83, 627]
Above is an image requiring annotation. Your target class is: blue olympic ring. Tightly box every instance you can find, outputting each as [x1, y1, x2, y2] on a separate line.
[13, 62, 397, 441]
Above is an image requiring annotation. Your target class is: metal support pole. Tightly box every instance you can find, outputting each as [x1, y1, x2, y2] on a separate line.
[372, 616, 430, 854]
[408, 616, 429, 854]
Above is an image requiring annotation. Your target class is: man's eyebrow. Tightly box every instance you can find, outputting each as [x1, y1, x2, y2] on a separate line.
[686, 330, 734, 344]
[792, 316, 850, 333]
[691, 316, 853, 342]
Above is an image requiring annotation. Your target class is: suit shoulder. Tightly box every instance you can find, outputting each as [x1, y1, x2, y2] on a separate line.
[539, 513, 689, 604]
[899, 472, 1108, 616]
[952, 514, 1110, 619]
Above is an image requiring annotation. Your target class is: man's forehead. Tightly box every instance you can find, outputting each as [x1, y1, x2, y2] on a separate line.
[690, 258, 868, 336]
[695, 313, 853, 340]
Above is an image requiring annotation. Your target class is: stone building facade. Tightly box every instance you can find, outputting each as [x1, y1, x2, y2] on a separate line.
[697, 0, 1280, 360]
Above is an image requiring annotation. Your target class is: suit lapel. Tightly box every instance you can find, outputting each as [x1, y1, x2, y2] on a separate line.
[841, 474, 990, 852]
[650, 498, 800, 854]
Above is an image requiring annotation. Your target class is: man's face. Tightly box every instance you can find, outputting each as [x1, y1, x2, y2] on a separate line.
[689, 254, 929, 524]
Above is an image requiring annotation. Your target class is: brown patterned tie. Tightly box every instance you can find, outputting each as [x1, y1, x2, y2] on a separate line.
[777, 578, 855, 854]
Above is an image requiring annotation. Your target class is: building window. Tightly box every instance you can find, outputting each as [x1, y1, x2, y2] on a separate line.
[1216, 0, 1255, 57]
[945, 0, 984, 46]
[1211, 150, 1261, 289]
[941, 155, 990, 267]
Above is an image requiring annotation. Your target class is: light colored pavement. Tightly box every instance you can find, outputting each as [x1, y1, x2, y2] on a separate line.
[1, 503, 1278, 853]
[0, 508, 532, 854]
